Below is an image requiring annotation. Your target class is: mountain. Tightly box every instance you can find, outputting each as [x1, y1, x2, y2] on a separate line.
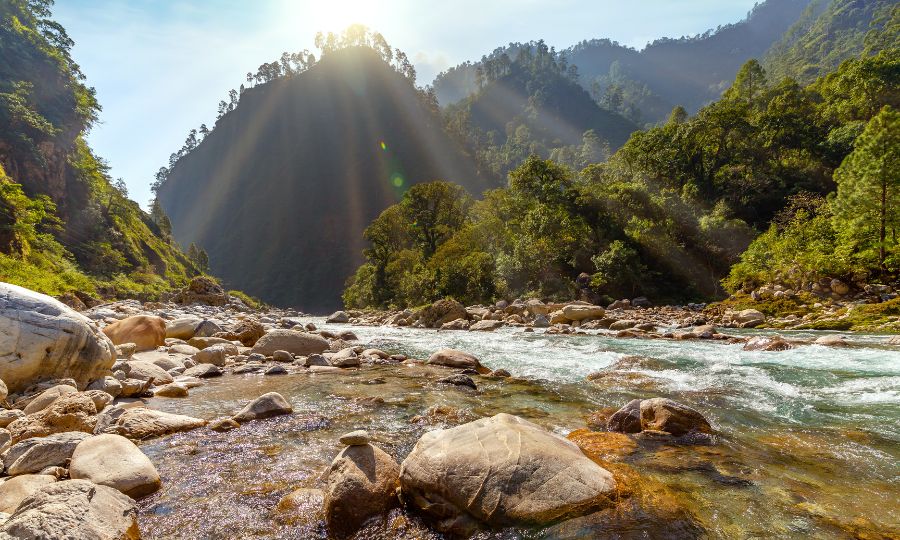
[156, 45, 491, 312]
[434, 0, 812, 124]
[0, 0, 196, 300]
[764, 0, 898, 83]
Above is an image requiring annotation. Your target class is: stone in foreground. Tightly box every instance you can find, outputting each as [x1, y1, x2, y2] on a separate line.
[69, 434, 161, 498]
[232, 392, 292, 423]
[0, 474, 57, 513]
[4, 431, 91, 476]
[400, 413, 615, 534]
[0, 479, 140, 539]
[325, 443, 400, 538]
[0, 282, 116, 393]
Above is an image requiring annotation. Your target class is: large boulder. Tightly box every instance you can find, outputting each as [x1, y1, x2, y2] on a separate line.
[326, 311, 350, 324]
[100, 315, 166, 352]
[400, 413, 616, 533]
[0, 282, 116, 393]
[734, 309, 766, 328]
[232, 392, 292, 423]
[69, 434, 161, 498]
[427, 349, 485, 372]
[170, 276, 228, 306]
[109, 408, 206, 440]
[0, 479, 140, 539]
[324, 443, 400, 538]
[164, 317, 202, 340]
[4, 432, 91, 476]
[0, 474, 56, 513]
[250, 330, 328, 356]
[7, 392, 97, 444]
[561, 304, 605, 321]
[416, 299, 467, 328]
[639, 398, 712, 436]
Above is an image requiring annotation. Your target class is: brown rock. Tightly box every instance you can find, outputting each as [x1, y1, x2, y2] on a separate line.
[101, 315, 166, 352]
[7, 392, 97, 444]
[325, 443, 400, 538]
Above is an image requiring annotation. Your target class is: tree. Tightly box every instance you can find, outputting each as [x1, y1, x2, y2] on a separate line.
[400, 182, 472, 257]
[726, 59, 768, 103]
[832, 106, 900, 273]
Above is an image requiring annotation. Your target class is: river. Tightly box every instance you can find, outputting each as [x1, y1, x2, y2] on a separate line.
[136, 321, 900, 539]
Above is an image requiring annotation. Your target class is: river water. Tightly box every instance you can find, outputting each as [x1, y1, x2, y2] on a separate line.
[136, 321, 900, 539]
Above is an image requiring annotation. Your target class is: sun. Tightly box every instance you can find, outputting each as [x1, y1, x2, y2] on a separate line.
[305, 0, 383, 33]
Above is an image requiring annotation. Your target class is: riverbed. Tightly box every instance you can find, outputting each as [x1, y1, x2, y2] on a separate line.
[137, 321, 900, 539]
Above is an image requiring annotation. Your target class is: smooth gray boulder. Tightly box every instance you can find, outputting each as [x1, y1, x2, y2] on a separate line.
[400, 413, 616, 533]
[250, 330, 328, 356]
[0, 283, 116, 392]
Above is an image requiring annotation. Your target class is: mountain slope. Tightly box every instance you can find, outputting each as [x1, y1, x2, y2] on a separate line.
[157, 46, 491, 311]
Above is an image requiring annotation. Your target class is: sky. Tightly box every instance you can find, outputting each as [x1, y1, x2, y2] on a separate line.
[54, 0, 760, 208]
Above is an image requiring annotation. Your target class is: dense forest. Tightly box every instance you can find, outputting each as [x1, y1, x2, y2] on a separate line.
[344, 47, 900, 309]
[0, 0, 202, 300]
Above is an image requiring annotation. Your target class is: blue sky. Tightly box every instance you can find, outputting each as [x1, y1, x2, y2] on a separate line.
[54, 0, 760, 208]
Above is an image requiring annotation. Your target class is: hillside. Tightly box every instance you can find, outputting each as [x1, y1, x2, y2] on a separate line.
[157, 44, 491, 312]
[0, 0, 197, 300]
[764, 0, 899, 83]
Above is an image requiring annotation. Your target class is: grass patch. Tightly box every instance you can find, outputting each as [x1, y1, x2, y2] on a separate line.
[228, 289, 266, 310]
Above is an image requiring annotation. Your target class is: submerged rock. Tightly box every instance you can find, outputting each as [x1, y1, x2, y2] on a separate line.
[232, 392, 293, 423]
[743, 335, 792, 351]
[399, 413, 616, 534]
[0, 479, 140, 539]
[324, 443, 400, 538]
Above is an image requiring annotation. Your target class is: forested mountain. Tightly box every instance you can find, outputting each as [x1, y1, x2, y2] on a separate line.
[156, 32, 490, 311]
[0, 0, 198, 299]
[434, 0, 812, 125]
[764, 0, 898, 83]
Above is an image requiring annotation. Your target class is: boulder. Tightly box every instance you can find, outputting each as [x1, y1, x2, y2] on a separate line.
[606, 398, 642, 434]
[187, 336, 232, 349]
[608, 319, 638, 331]
[639, 398, 712, 436]
[192, 319, 223, 338]
[830, 279, 850, 295]
[191, 344, 231, 367]
[153, 382, 189, 398]
[440, 318, 470, 330]
[525, 299, 550, 316]
[123, 361, 174, 385]
[22, 384, 76, 414]
[213, 319, 266, 346]
[0, 282, 116, 393]
[164, 317, 202, 340]
[7, 392, 97, 444]
[169, 343, 200, 356]
[326, 311, 350, 324]
[814, 334, 849, 347]
[329, 348, 359, 368]
[743, 335, 792, 352]
[275, 488, 324, 527]
[100, 315, 166, 351]
[303, 354, 330, 367]
[0, 479, 140, 539]
[400, 414, 615, 533]
[84, 390, 112, 412]
[416, 299, 467, 328]
[69, 434, 161, 498]
[250, 330, 329, 356]
[182, 363, 222, 378]
[437, 374, 477, 390]
[324, 443, 400, 538]
[427, 349, 485, 372]
[208, 417, 240, 432]
[562, 304, 605, 321]
[171, 275, 228, 306]
[118, 378, 152, 398]
[0, 474, 57, 514]
[232, 392, 292, 423]
[265, 365, 287, 376]
[112, 408, 206, 439]
[735, 309, 766, 328]
[469, 319, 504, 331]
[272, 350, 293, 363]
[4, 432, 91, 476]
[532, 314, 550, 328]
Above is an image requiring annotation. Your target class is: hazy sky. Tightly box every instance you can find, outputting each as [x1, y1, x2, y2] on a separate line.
[54, 0, 760, 207]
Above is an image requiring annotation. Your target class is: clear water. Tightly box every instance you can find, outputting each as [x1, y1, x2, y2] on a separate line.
[137, 321, 900, 539]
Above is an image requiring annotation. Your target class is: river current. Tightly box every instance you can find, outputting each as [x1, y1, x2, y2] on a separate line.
[136, 320, 900, 539]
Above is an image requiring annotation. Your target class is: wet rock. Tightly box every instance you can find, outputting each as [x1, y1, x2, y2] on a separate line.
[607, 399, 642, 434]
[339, 430, 370, 446]
[153, 382, 189, 398]
[251, 329, 329, 356]
[8, 392, 97, 444]
[427, 349, 485, 372]
[0, 479, 140, 538]
[0, 283, 116, 393]
[165, 317, 202, 340]
[326, 311, 350, 324]
[490, 368, 511, 378]
[23, 384, 77, 415]
[265, 365, 288, 376]
[272, 350, 293, 363]
[275, 488, 324, 527]
[441, 318, 470, 330]
[182, 363, 222, 378]
[437, 374, 477, 390]
[232, 392, 292, 423]
[640, 398, 711, 436]
[4, 432, 91, 476]
[814, 334, 849, 347]
[233, 364, 263, 374]
[324, 443, 400, 539]
[609, 319, 638, 330]
[123, 361, 174, 385]
[469, 319, 504, 331]
[329, 348, 360, 368]
[87, 376, 124, 398]
[361, 349, 389, 359]
[743, 335, 792, 351]
[112, 408, 207, 439]
[101, 315, 166, 352]
[0, 474, 57, 514]
[208, 417, 240, 432]
[400, 413, 616, 534]
[69, 433, 160, 498]
[533, 314, 550, 328]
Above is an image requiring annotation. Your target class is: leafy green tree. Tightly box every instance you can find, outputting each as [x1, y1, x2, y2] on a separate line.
[400, 181, 472, 257]
[832, 106, 900, 273]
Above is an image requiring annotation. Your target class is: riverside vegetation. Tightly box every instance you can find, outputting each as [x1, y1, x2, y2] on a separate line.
[1, 0, 899, 538]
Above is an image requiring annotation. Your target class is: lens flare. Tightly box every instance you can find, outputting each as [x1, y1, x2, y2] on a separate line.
[380, 141, 387, 150]
[391, 173, 404, 187]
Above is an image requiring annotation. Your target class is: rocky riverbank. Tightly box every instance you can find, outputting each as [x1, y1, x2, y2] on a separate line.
[0, 278, 897, 538]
